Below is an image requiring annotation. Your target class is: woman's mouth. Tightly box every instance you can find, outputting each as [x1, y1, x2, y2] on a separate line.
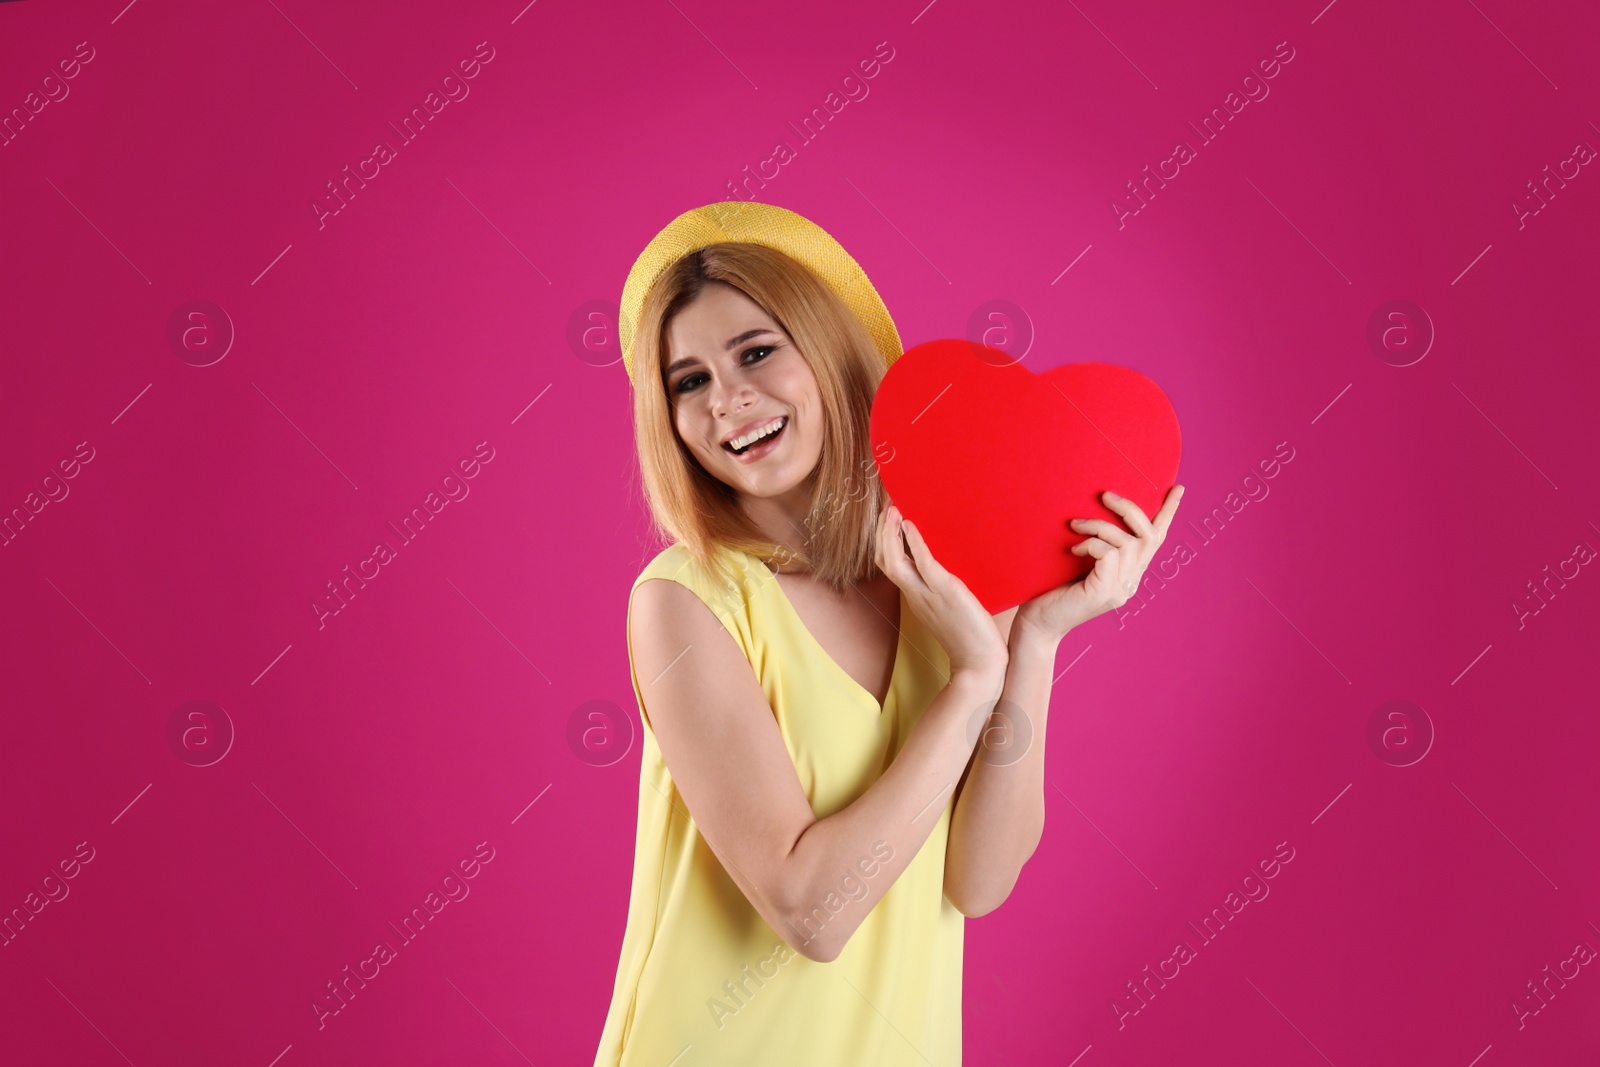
[722, 415, 788, 461]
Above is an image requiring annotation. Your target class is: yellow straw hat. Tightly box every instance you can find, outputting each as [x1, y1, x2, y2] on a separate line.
[618, 200, 903, 384]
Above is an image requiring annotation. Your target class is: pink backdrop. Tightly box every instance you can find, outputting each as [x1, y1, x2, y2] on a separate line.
[3, 0, 1597, 1063]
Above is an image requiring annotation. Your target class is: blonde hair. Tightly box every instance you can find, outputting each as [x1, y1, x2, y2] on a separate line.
[628, 243, 889, 598]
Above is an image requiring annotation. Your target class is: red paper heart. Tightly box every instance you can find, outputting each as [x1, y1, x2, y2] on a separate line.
[868, 339, 1182, 614]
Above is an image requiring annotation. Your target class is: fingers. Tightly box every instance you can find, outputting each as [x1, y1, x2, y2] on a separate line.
[1070, 536, 1115, 559]
[1101, 490, 1155, 539]
[1099, 486, 1185, 555]
[1069, 516, 1134, 547]
[1101, 551, 1135, 605]
[1151, 484, 1185, 537]
[876, 504, 924, 593]
[898, 515, 948, 582]
[872, 504, 885, 571]
[875, 503, 899, 575]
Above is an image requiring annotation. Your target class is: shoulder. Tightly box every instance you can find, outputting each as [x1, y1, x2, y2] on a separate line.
[625, 545, 762, 733]
[631, 540, 764, 597]
[627, 543, 766, 695]
[628, 541, 760, 633]
[629, 542, 701, 592]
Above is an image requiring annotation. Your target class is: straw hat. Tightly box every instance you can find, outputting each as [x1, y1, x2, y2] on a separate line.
[617, 200, 903, 383]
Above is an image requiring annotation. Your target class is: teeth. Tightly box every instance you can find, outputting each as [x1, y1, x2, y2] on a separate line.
[727, 416, 786, 452]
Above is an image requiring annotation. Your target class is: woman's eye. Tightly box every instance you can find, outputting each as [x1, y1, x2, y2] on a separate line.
[672, 346, 777, 394]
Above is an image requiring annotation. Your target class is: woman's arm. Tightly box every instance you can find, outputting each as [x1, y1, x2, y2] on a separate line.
[941, 487, 1185, 916]
[631, 577, 1006, 963]
[941, 612, 1061, 916]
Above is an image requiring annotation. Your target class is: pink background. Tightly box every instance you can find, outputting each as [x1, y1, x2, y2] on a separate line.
[3, 0, 1597, 1064]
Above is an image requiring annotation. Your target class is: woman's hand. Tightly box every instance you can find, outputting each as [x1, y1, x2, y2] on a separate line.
[876, 502, 1008, 678]
[1015, 486, 1185, 643]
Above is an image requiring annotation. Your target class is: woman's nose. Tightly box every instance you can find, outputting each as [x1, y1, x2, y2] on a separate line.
[711, 376, 756, 418]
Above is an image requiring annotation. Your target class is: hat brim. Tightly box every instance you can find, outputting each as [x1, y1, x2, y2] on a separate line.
[618, 201, 902, 384]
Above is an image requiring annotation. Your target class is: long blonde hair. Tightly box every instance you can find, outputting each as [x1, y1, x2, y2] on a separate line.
[628, 242, 890, 597]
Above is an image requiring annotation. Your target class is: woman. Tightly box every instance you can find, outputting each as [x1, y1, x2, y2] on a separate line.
[594, 202, 1183, 1066]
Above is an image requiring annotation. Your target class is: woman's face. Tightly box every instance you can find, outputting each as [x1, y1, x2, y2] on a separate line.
[663, 282, 824, 502]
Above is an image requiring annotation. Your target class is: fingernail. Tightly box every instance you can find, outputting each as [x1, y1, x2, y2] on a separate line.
[1105, 491, 1120, 500]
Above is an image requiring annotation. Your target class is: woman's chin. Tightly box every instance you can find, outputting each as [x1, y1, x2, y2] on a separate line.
[729, 458, 816, 498]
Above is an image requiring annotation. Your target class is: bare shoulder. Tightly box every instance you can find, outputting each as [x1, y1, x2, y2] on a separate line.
[630, 576, 741, 667]
[628, 576, 762, 727]
[625, 576, 817, 938]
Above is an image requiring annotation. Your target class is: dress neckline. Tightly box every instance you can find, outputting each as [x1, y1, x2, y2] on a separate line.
[741, 548, 907, 715]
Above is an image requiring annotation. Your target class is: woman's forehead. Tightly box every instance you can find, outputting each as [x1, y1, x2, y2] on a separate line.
[667, 294, 783, 361]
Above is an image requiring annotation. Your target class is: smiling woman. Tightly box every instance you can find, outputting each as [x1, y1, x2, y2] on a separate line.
[629, 236, 891, 594]
[594, 203, 1187, 1065]
[591, 202, 1021, 1067]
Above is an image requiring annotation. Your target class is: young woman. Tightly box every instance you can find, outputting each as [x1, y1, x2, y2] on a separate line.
[593, 202, 1183, 1066]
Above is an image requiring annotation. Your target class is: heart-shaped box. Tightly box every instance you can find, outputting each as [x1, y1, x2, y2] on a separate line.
[868, 339, 1183, 614]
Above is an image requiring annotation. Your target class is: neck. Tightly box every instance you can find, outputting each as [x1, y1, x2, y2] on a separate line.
[738, 483, 815, 571]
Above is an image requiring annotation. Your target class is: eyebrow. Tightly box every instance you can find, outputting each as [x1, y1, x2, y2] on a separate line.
[664, 328, 778, 376]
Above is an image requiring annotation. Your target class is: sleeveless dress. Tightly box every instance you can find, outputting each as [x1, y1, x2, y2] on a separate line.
[592, 540, 964, 1066]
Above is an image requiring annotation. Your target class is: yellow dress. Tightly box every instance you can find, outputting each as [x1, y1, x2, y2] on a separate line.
[593, 540, 964, 1066]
